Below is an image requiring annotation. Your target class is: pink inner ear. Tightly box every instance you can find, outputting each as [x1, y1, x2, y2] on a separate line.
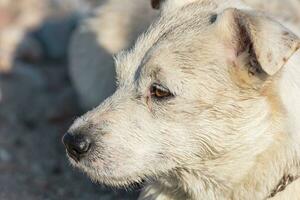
[226, 48, 238, 63]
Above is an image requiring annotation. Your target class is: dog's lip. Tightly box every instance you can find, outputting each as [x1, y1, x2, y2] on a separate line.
[92, 173, 146, 188]
[66, 148, 80, 163]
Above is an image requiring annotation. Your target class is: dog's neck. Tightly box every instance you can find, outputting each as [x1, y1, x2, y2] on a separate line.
[156, 133, 299, 200]
[170, 132, 299, 200]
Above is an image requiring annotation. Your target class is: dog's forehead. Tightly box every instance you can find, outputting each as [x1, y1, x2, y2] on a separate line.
[116, 4, 217, 84]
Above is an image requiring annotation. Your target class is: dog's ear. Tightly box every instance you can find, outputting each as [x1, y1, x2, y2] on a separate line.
[218, 8, 300, 76]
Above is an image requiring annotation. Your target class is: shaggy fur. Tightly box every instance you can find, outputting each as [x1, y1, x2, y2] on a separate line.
[65, 0, 300, 199]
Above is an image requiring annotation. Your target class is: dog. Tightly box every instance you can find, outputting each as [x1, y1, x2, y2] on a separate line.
[63, 0, 300, 199]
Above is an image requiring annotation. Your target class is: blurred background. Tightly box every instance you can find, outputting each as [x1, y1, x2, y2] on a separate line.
[1, 0, 300, 199]
[0, 0, 140, 199]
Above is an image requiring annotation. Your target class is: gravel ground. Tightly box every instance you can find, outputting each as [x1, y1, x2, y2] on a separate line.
[0, 59, 139, 200]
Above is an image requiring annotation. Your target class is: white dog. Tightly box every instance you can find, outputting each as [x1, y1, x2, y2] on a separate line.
[64, 0, 300, 199]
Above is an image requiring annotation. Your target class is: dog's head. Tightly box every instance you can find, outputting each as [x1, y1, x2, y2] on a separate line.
[63, 0, 299, 187]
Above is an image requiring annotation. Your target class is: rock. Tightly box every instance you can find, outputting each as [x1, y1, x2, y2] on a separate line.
[31, 14, 81, 60]
[0, 0, 44, 71]
[0, 63, 46, 126]
[0, 28, 25, 72]
[0, 148, 11, 162]
[68, 25, 116, 109]
[16, 35, 44, 63]
[0, 0, 94, 71]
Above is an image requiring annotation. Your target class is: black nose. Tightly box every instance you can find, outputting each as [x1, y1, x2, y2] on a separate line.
[62, 132, 91, 162]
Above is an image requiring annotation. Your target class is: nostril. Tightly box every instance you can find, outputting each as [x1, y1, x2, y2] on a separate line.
[76, 138, 91, 153]
[62, 132, 92, 161]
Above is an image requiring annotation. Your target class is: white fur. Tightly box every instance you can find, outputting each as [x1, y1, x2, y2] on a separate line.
[66, 0, 300, 199]
[279, 49, 300, 146]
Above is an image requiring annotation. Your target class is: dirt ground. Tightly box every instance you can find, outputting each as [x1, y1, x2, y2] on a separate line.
[0, 59, 139, 200]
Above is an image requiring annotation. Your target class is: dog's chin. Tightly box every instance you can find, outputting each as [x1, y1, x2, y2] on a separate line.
[89, 172, 145, 189]
[67, 155, 149, 188]
[82, 167, 147, 189]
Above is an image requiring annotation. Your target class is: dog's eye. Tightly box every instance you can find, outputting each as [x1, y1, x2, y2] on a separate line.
[209, 13, 218, 24]
[150, 83, 172, 99]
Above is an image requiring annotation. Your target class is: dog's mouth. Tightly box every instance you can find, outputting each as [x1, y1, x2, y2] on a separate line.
[82, 164, 149, 188]
[65, 149, 80, 163]
[94, 174, 147, 188]
[66, 152, 161, 188]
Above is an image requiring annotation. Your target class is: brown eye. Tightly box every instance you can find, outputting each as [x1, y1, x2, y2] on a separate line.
[150, 83, 172, 99]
